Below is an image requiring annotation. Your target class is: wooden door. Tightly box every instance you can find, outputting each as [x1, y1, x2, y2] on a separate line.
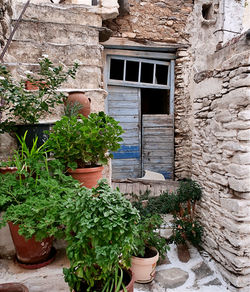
[142, 114, 174, 179]
[107, 86, 141, 179]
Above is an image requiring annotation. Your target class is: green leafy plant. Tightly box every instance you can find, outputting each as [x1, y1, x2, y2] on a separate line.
[0, 135, 81, 241]
[0, 57, 78, 133]
[133, 214, 169, 259]
[61, 180, 139, 292]
[131, 179, 203, 247]
[47, 112, 124, 169]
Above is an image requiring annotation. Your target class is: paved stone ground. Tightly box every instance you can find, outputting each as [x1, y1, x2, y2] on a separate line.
[134, 244, 230, 292]
[0, 244, 231, 292]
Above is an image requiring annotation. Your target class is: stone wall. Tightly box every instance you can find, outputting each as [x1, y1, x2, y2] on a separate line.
[192, 33, 250, 291]
[0, 0, 12, 47]
[104, 0, 193, 43]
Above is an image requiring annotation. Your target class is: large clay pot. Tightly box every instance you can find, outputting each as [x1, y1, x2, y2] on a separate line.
[73, 269, 134, 292]
[119, 269, 134, 292]
[66, 91, 91, 117]
[0, 283, 29, 292]
[8, 222, 54, 266]
[68, 166, 103, 189]
[131, 247, 159, 283]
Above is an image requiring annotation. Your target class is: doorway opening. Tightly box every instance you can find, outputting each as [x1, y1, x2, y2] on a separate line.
[141, 88, 170, 115]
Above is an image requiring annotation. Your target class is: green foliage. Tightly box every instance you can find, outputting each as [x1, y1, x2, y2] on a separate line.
[132, 179, 203, 247]
[61, 180, 139, 292]
[0, 57, 78, 133]
[0, 135, 81, 241]
[133, 214, 169, 259]
[171, 219, 203, 246]
[177, 178, 202, 203]
[47, 112, 124, 169]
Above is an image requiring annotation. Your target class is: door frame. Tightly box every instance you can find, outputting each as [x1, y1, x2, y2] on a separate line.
[103, 47, 176, 179]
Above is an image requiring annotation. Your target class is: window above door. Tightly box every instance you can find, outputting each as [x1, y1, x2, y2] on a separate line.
[107, 56, 170, 89]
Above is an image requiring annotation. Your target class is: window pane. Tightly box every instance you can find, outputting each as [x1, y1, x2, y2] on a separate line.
[156, 64, 168, 85]
[140, 62, 154, 84]
[110, 59, 124, 80]
[125, 61, 139, 82]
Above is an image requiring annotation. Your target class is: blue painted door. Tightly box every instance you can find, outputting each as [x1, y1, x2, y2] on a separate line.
[107, 86, 141, 179]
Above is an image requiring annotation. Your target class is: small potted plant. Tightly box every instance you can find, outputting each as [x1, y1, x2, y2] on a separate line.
[0, 136, 81, 268]
[130, 213, 169, 283]
[61, 180, 140, 291]
[170, 179, 203, 262]
[0, 57, 78, 148]
[47, 111, 124, 188]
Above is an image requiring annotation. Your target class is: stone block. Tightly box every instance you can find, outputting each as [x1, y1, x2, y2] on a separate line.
[14, 3, 102, 26]
[226, 164, 250, 179]
[229, 177, 250, 192]
[224, 121, 250, 130]
[238, 129, 250, 141]
[192, 77, 223, 99]
[221, 198, 250, 217]
[216, 88, 250, 110]
[230, 74, 250, 89]
[222, 141, 250, 152]
[208, 173, 228, 186]
[5, 40, 103, 67]
[191, 262, 214, 280]
[214, 130, 237, 139]
[13, 20, 99, 46]
[232, 153, 250, 165]
[239, 110, 250, 121]
[102, 0, 119, 8]
[154, 268, 189, 289]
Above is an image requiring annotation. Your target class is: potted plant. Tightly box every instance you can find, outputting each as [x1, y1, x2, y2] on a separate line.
[170, 179, 203, 262]
[47, 111, 124, 188]
[0, 57, 78, 148]
[0, 283, 29, 292]
[61, 180, 140, 292]
[130, 213, 169, 283]
[0, 136, 81, 268]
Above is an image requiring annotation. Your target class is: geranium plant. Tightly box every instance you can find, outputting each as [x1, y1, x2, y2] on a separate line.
[47, 112, 124, 169]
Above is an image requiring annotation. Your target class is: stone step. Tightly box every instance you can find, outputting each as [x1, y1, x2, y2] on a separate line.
[12, 19, 99, 46]
[5, 39, 103, 67]
[13, 2, 102, 27]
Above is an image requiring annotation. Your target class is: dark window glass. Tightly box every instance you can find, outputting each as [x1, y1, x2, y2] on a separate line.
[110, 59, 124, 80]
[156, 65, 168, 85]
[125, 61, 139, 82]
[140, 62, 154, 83]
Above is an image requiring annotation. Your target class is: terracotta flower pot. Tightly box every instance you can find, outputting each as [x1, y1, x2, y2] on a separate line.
[0, 167, 17, 174]
[66, 91, 91, 117]
[68, 166, 103, 189]
[0, 283, 29, 292]
[73, 269, 134, 292]
[25, 81, 47, 91]
[131, 247, 159, 283]
[8, 222, 55, 267]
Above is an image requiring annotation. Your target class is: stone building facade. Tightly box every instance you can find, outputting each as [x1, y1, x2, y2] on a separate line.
[0, 0, 250, 290]
[192, 33, 250, 291]
[0, 0, 12, 47]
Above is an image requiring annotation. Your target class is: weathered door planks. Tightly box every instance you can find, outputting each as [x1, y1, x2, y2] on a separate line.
[142, 114, 174, 179]
[107, 85, 141, 179]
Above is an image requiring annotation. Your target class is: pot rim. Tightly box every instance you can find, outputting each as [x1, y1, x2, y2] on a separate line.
[132, 247, 159, 263]
[67, 166, 104, 174]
